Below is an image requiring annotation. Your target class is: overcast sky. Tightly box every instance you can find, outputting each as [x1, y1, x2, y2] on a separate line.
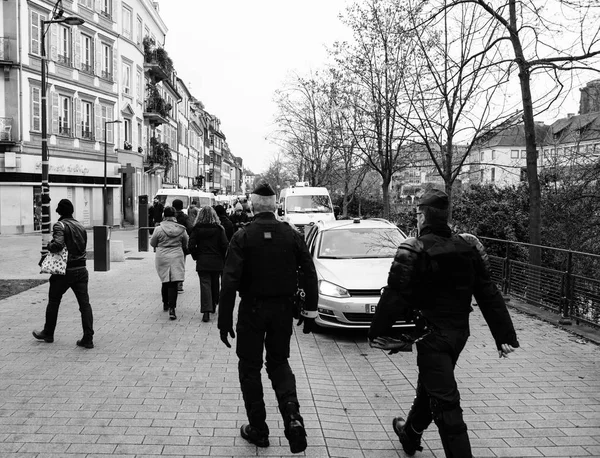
[159, 0, 351, 174]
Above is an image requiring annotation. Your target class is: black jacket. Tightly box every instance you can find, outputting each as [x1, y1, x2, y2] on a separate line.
[188, 223, 228, 272]
[218, 215, 234, 241]
[369, 224, 519, 351]
[48, 217, 87, 269]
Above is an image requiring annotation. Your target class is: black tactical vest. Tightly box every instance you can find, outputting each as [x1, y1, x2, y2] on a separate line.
[239, 218, 299, 297]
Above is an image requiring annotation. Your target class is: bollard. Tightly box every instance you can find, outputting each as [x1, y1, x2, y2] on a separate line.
[93, 225, 111, 271]
[139, 195, 149, 252]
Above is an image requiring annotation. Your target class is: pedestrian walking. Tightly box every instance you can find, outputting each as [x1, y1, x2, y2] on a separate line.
[214, 204, 234, 241]
[33, 199, 94, 349]
[188, 205, 228, 323]
[172, 198, 193, 293]
[229, 202, 249, 232]
[150, 206, 189, 320]
[149, 196, 164, 228]
[218, 181, 318, 454]
[368, 188, 520, 458]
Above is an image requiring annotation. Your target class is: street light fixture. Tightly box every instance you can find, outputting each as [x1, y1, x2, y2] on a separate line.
[103, 120, 122, 226]
[40, 13, 85, 254]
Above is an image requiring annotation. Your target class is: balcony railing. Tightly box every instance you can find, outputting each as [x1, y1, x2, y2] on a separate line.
[80, 62, 94, 75]
[80, 128, 94, 140]
[0, 37, 10, 62]
[144, 94, 171, 126]
[101, 70, 113, 81]
[0, 117, 13, 142]
[481, 236, 600, 329]
[58, 126, 71, 137]
[57, 54, 71, 67]
[100, 9, 111, 19]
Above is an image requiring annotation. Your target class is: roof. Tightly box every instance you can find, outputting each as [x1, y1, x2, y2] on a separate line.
[479, 123, 551, 148]
[544, 112, 600, 144]
[315, 218, 398, 231]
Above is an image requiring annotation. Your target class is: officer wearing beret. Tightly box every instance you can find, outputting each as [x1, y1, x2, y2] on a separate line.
[218, 181, 318, 454]
[368, 188, 519, 458]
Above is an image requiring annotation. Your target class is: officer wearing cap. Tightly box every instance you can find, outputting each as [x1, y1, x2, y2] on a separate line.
[218, 180, 318, 454]
[368, 188, 519, 458]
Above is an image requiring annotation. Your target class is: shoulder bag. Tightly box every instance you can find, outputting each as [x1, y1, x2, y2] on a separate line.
[40, 222, 68, 275]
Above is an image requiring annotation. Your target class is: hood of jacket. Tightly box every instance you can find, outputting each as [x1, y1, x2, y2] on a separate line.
[160, 220, 186, 237]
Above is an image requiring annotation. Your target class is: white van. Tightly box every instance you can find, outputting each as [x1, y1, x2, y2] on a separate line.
[277, 183, 335, 234]
[154, 189, 216, 214]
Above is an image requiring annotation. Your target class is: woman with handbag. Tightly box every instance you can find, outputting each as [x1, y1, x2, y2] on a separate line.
[33, 199, 94, 349]
[150, 206, 189, 320]
[188, 206, 228, 322]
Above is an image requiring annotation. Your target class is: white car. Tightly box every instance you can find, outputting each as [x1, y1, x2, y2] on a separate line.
[303, 218, 413, 330]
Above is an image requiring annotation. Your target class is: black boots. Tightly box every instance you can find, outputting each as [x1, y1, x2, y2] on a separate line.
[393, 417, 423, 456]
[169, 308, 177, 320]
[283, 402, 307, 454]
[32, 330, 53, 343]
[240, 424, 269, 447]
[202, 312, 210, 322]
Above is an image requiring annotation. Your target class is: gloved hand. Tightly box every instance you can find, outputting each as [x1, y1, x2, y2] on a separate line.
[297, 316, 316, 334]
[220, 328, 236, 348]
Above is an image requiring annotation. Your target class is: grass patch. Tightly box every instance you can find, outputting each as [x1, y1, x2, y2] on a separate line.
[0, 279, 48, 300]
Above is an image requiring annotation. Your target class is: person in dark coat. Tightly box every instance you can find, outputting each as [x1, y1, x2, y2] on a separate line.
[150, 206, 188, 320]
[229, 202, 249, 232]
[188, 205, 229, 322]
[368, 189, 520, 458]
[218, 182, 318, 454]
[149, 197, 164, 227]
[33, 199, 94, 349]
[214, 204, 234, 241]
[172, 198, 193, 292]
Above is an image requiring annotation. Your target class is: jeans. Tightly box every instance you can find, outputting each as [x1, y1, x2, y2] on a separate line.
[236, 298, 297, 434]
[161, 281, 178, 308]
[198, 271, 220, 313]
[44, 267, 94, 342]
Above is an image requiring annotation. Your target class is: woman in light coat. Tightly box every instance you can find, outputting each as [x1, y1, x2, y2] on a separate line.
[150, 206, 188, 320]
[188, 206, 228, 322]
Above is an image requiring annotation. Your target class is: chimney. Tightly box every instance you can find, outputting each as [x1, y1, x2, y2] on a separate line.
[152, 1, 159, 12]
[579, 79, 600, 115]
[567, 113, 575, 119]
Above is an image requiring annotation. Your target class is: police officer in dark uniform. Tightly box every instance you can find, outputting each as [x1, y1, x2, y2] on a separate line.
[218, 181, 318, 454]
[368, 188, 519, 458]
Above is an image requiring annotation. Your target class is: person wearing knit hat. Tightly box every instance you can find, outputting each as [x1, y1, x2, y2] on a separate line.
[219, 180, 318, 454]
[33, 199, 95, 349]
[229, 201, 249, 233]
[368, 187, 519, 457]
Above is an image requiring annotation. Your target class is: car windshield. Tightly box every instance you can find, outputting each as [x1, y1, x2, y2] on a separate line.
[156, 195, 189, 208]
[286, 195, 332, 213]
[318, 227, 404, 259]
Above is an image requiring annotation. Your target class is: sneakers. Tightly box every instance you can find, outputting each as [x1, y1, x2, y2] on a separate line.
[177, 283, 184, 293]
[32, 330, 53, 343]
[393, 417, 423, 456]
[169, 308, 177, 320]
[76, 339, 94, 349]
[240, 424, 269, 448]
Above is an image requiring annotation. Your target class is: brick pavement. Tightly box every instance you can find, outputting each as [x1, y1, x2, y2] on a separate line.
[0, 229, 599, 457]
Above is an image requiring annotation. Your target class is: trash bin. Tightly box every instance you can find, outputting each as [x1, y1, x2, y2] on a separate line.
[93, 225, 111, 271]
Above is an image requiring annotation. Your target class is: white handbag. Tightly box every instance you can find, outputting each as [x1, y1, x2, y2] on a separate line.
[40, 222, 68, 275]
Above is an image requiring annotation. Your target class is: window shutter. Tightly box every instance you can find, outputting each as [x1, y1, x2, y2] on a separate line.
[95, 103, 102, 141]
[31, 11, 40, 55]
[112, 49, 117, 82]
[50, 23, 58, 61]
[74, 97, 81, 137]
[32, 87, 41, 131]
[51, 92, 59, 134]
[73, 29, 81, 70]
[94, 38, 102, 75]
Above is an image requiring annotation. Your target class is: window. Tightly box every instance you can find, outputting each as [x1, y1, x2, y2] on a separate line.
[31, 87, 41, 132]
[122, 5, 132, 39]
[81, 101, 93, 139]
[124, 118, 131, 143]
[81, 34, 93, 74]
[101, 43, 112, 80]
[57, 25, 71, 66]
[136, 17, 143, 46]
[80, 0, 93, 9]
[122, 62, 131, 95]
[137, 122, 142, 149]
[511, 150, 519, 159]
[101, 0, 112, 18]
[59, 95, 72, 136]
[520, 150, 527, 158]
[101, 105, 114, 142]
[136, 69, 142, 101]
[491, 150, 496, 160]
[30, 10, 45, 56]
[480, 151, 484, 162]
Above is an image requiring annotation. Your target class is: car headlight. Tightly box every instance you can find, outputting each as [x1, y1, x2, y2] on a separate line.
[319, 280, 350, 298]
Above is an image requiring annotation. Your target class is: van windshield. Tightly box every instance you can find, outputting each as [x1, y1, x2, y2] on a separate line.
[156, 195, 189, 208]
[287, 195, 332, 213]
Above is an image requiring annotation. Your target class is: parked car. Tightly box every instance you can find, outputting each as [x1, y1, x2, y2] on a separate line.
[303, 218, 413, 330]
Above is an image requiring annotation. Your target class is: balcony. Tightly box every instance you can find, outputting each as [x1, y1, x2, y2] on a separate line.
[144, 93, 171, 127]
[80, 62, 94, 75]
[143, 36, 173, 83]
[80, 128, 94, 141]
[0, 37, 12, 64]
[57, 54, 71, 67]
[58, 126, 72, 137]
[101, 70, 113, 81]
[0, 117, 15, 144]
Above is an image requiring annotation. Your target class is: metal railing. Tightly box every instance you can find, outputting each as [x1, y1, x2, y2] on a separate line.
[481, 236, 600, 329]
[0, 37, 10, 61]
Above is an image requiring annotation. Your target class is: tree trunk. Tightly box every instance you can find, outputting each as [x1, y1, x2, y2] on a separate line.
[382, 176, 391, 220]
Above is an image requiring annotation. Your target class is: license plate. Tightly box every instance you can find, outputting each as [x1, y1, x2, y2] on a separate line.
[365, 304, 377, 313]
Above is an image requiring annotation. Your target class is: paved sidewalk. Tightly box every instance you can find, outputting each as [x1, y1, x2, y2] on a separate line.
[0, 229, 599, 457]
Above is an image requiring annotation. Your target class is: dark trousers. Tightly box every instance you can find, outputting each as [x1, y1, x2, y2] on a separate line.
[161, 281, 178, 308]
[43, 267, 94, 342]
[407, 328, 472, 458]
[236, 298, 298, 435]
[198, 271, 220, 313]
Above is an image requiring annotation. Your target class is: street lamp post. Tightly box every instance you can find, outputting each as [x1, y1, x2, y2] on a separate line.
[40, 12, 85, 254]
[103, 120, 122, 226]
